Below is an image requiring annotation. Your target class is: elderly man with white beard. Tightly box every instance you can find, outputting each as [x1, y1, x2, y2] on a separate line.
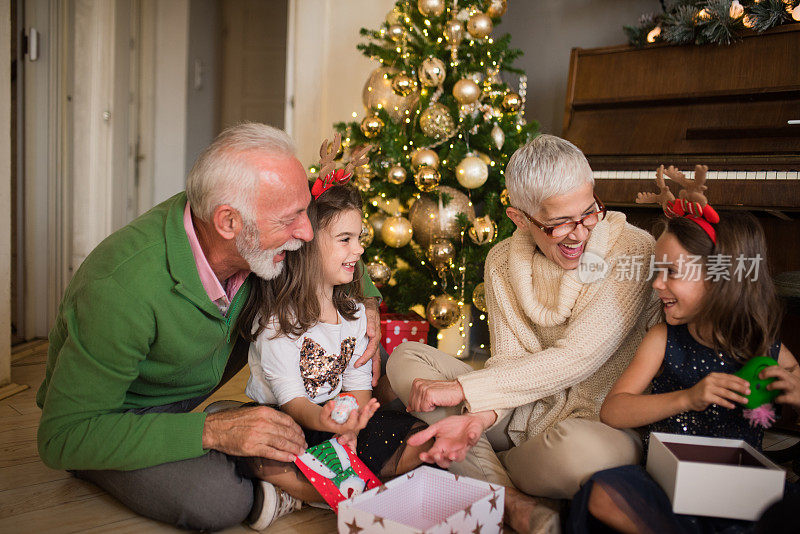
[35, 123, 384, 531]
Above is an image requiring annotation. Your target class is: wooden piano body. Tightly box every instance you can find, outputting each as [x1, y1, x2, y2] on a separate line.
[563, 25, 800, 429]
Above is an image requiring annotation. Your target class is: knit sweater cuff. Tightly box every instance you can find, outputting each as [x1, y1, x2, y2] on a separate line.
[171, 412, 210, 459]
[458, 371, 501, 414]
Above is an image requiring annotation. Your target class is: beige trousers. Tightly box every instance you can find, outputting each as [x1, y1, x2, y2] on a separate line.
[386, 342, 642, 499]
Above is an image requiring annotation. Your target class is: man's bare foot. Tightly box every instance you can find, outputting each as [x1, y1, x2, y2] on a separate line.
[504, 487, 560, 534]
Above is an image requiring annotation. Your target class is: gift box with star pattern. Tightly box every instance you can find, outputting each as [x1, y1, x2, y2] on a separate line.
[337, 466, 504, 534]
[380, 313, 430, 355]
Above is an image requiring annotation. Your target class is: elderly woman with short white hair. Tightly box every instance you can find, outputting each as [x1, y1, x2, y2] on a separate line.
[387, 134, 657, 532]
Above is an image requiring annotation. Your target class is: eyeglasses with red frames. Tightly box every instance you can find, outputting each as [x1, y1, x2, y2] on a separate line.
[517, 194, 606, 238]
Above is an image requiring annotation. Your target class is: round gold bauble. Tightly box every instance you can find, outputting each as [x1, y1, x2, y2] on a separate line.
[456, 155, 489, 189]
[362, 67, 420, 123]
[387, 165, 408, 185]
[486, 0, 507, 18]
[419, 57, 446, 87]
[366, 259, 391, 286]
[417, 0, 445, 17]
[360, 115, 384, 138]
[474, 151, 492, 165]
[392, 74, 417, 97]
[427, 238, 456, 271]
[360, 217, 375, 247]
[408, 186, 476, 247]
[426, 294, 461, 329]
[368, 212, 387, 238]
[443, 18, 464, 46]
[500, 188, 509, 206]
[386, 8, 401, 25]
[453, 79, 481, 105]
[381, 215, 414, 248]
[467, 12, 493, 38]
[414, 167, 441, 193]
[419, 102, 455, 141]
[502, 91, 522, 112]
[468, 215, 497, 245]
[411, 148, 440, 170]
[387, 24, 405, 41]
[472, 282, 487, 312]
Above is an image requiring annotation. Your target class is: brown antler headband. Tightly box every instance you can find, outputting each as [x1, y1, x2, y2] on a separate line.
[311, 133, 371, 199]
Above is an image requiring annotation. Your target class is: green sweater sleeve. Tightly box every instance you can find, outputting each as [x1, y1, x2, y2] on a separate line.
[37, 276, 208, 471]
[359, 259, 382, 300]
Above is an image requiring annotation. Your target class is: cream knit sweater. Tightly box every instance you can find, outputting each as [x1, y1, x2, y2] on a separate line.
[457, 211, 658, 446]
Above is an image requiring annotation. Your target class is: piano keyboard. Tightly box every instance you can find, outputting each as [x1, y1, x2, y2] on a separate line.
[593, 170, 799, 180]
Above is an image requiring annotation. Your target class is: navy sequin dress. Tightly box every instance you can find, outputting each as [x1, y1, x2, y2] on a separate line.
[569, 324, 782, 534]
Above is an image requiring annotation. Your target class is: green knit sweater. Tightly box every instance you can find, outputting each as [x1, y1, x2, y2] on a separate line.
[36, 192, 381, 471]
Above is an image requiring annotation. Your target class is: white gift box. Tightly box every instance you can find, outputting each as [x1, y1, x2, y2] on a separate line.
[646, 432, 785, 521]
[338, 466, 504, 534]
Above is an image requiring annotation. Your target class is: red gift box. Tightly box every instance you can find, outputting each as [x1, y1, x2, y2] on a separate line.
[380, 313, 430, 354]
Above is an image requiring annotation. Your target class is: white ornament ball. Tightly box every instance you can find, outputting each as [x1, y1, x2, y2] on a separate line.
[456, 155, 489, 189]
[331, 393, 359, 424]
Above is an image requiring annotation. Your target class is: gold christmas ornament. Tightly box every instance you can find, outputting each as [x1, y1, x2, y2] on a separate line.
[472, 282, 487, 312]
[420, 102, 455, 140]
[793, 4, 800, 22]
[366, 259, 392, 286]
[427, 238, 456, 271]
[491, 123, 505, 149]
[362, 67, 420, 123]
[386, 8, 402, 25]
[381, 215, 414, 248]
[414, 166, 441, 193]
[500, 188, 509, 206]
[360, 217, 375, 247]
[373, 196, 405, 215]
[408, 186, 476, 247]
[467, 12, 493, 38]
[468, 215, 497, 245]
[417, 0, 445, 17]
[387, 23, 405, 41]
[419, 57, 447, 87]
[411, 148, 440, 170]
[502, 91, 522, 112]
[368, 212, 387, 239]
[426, 294, 461, 329]
[456, 155, 489, 189]
[453, 79, 481, 105]
[474, 151, 492, 165]
[387, 165, 408, 185]
[392, 74, 418, 97]
[354, 163, 374, 192]
[729, 0, 744, 19]
[443, 18, 465, 46]
[360, 115, 384, 138]
[486, 0, 507, 18]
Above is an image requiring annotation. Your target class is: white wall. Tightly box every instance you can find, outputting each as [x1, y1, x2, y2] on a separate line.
[496, 0, 661, 135]
[289, 0, 395, 167]
[184, 0, 218, 173]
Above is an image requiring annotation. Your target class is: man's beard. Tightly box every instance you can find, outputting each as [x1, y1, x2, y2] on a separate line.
[235, 220, 303, 280]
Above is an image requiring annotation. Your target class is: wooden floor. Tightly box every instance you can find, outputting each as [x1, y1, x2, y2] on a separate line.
[0, 341, 337, 534]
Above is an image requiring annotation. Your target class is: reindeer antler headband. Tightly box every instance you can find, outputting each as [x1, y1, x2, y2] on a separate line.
[311, 133, 371, 199]
[636, 165, 720, 243]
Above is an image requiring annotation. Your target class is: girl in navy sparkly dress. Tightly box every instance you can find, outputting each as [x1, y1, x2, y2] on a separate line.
[569, 213, 800, 533]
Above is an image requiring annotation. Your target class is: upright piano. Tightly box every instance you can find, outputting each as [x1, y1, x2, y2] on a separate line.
[563, 24, 800, 430]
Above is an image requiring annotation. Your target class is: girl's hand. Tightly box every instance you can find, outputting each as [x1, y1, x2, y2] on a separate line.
[682, 372, 750, 411]
[336, 432, 358, 452]
[319, 397, 380, 435]
[762, 365, 800, 410]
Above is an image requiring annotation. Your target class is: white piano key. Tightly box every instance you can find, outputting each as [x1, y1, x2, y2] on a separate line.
[767, 171, 777, 180]
[717, 171, 727, 179]
[736, 171, 747, 180]
[635, 170, 650, 179]
[788, 172, 798, 180]
[777, 171, 787, 180]
[745, 171, 757, 180]
[755, 171, 766, 180]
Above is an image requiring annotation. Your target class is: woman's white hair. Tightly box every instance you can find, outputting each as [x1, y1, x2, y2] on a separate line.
[505, 134, 593, 215]
[186, 122, 297, 222]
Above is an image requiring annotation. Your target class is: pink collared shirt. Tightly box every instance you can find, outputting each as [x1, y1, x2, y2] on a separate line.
[184, 202, 249, 315]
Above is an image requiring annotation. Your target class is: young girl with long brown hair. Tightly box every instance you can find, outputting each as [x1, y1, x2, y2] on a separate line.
[241, 168, 430, 528]
[569, 212, 800, 533]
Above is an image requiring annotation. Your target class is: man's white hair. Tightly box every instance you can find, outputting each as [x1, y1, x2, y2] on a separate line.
[186, 122, 297, 223]
[505, 134, 593, 215]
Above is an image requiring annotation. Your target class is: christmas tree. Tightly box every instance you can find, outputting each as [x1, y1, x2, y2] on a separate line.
[323, 0, 537, 338]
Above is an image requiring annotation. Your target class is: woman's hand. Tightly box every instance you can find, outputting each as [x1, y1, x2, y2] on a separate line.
[407, 378, 465, 413]
[406, 412, 494, 468]
[682, 372, 750, 411]
[319, 397, 379, 435]
[762, 365, 800, 410]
